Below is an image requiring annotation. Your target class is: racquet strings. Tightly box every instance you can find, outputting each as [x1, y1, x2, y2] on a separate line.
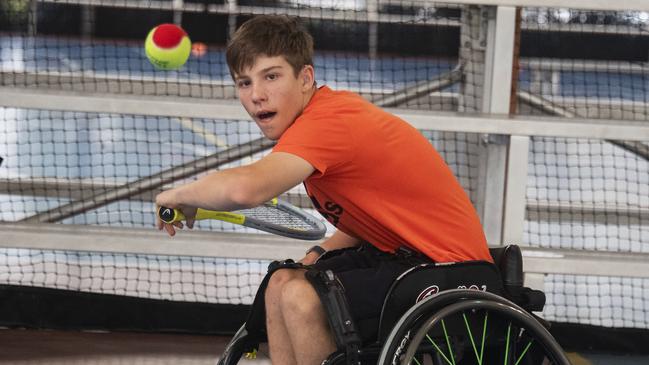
[237, 205, 315, 231]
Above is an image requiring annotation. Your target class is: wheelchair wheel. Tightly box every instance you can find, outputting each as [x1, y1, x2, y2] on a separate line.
[377, 290, 571, 365]
[217, 324, 253, 365]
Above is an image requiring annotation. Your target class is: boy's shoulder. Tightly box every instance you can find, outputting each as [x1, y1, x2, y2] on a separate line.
[308, 86, 369, 112]
[317, 85, 362, 100]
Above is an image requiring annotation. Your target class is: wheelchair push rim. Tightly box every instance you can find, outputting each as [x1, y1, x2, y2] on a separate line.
[398, 299, 570, 365]
[377, 290, 570, 365]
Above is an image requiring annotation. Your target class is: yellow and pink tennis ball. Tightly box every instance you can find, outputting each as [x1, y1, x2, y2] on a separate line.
[145, 24, 191, 70]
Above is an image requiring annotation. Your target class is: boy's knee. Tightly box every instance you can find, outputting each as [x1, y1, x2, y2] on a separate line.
[279, 278, 322, 316]
[266, 268, 302, 302]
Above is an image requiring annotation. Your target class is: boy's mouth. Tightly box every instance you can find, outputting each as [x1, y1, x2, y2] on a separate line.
[256, 111, 276, 121]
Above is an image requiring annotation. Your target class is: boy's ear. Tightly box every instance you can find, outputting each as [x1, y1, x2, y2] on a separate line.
[301, 65, 315, 90]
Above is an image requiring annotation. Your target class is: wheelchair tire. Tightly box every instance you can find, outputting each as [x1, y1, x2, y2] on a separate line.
[377, 289, 571, 365]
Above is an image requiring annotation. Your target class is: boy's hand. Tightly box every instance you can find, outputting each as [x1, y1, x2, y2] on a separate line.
[156, 206, 197, 236]
[155, 189, 197, 236]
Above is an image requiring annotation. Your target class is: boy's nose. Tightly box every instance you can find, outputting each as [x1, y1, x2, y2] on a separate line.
[251, 84, 267, 103]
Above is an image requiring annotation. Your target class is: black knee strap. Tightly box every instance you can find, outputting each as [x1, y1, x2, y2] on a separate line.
[244, 261, 362, 365]
[305, 269, 362, 365]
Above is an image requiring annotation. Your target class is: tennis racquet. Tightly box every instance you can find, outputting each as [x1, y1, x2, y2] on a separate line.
[158, 198, 326, 240]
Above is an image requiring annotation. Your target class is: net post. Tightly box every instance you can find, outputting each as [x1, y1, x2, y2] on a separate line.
[27, 0, 37, 36]
[461, 5, 520, 245]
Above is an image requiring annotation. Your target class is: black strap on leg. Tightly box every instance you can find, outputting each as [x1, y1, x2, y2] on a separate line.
[305, 269, 362, 365]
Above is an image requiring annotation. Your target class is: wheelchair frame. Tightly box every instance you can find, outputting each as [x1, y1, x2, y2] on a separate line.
[217, 245, 572, 365]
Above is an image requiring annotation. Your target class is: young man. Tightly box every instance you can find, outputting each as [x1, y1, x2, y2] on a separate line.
[156, 15, 492, 365]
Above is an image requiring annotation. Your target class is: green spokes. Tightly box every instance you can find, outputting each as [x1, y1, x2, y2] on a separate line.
[385, 294, 571, 365]
[504, 323, 512, 365]
[442, 320, 456, 365]
[463, 311, 488, 365]
[426, 333, 454, 365]
[425, 312, 538, 365]
[514, 339, 534, 365]
[480, 311, 488, 363]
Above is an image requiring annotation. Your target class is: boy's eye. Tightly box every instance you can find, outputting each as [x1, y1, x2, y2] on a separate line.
[237, 79, 251, 88]
[266, 73, 278, 80]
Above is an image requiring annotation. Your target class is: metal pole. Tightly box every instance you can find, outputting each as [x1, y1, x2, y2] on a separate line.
[518, 90, 649, 162]
[372, 65, 464, 108]
[20, 137, 275, 223]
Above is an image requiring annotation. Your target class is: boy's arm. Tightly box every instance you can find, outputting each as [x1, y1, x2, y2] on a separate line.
[156, 152, 315, 235]
[300, 230, 362, 265]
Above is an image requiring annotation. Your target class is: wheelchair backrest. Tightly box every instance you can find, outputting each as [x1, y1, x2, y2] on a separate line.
[488, 245, 524, 298]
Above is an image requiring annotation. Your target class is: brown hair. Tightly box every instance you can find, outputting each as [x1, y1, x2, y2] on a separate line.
[226, 15, 314, 78]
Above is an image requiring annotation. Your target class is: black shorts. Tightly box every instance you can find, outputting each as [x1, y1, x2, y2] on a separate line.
[310, 244, 430, 343]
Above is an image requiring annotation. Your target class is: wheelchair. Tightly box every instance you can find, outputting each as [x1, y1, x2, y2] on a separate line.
[218, 245, 572, 365]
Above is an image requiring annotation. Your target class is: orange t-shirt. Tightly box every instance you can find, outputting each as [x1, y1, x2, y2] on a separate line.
[273, 86, 491, 263]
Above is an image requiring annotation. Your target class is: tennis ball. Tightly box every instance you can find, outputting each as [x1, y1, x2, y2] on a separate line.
[145, 23, 191, 70]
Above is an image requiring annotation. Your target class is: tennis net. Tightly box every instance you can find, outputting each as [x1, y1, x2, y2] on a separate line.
[1, 0, 649, 350]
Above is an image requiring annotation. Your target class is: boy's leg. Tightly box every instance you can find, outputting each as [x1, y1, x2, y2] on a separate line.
[264, 245, 418, 364]
[265, 268, 336, 365]
[264, 268, 297, 364]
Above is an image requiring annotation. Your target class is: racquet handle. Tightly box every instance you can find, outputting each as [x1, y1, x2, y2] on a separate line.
[158, 206, 245, 225]
[159, 206, 192, 223]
